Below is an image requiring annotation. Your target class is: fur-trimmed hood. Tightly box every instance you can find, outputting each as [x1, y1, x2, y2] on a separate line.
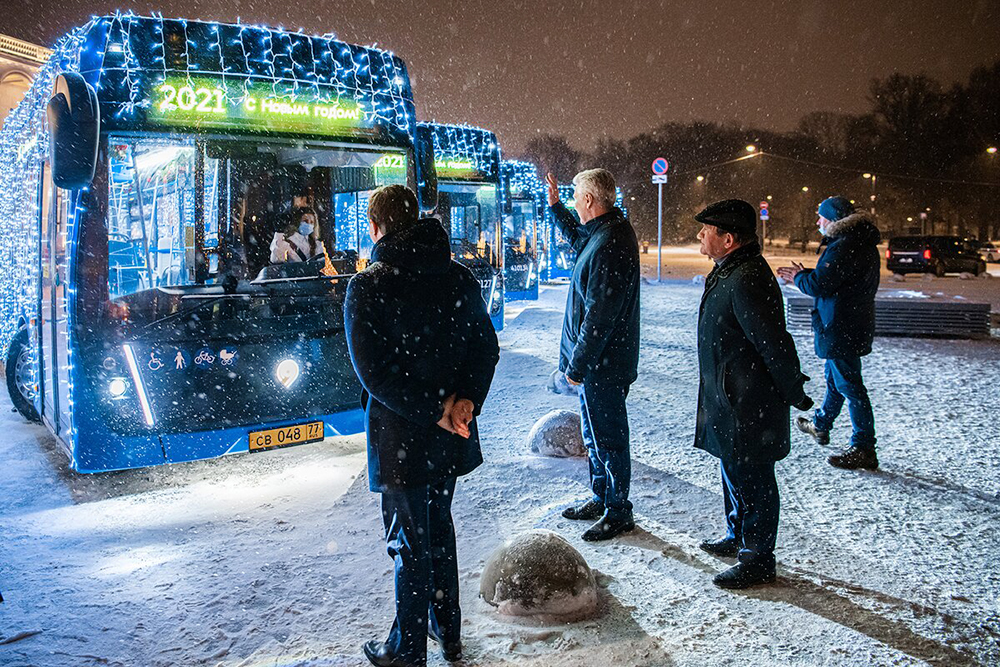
[823, 211, 881, 245]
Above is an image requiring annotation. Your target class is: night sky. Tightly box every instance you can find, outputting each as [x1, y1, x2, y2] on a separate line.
[3, 0, 998, 154]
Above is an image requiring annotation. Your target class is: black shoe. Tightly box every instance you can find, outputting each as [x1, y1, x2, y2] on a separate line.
[795, 417, 830, 445]
[581, 513, 635, 542]
[363, 640, 423, 667]
[699, 537, 739, 558]
[427, 627, 463, 662]
[828, 446, 879, 470]
[713, 561, 776, 589]
[562, 499, 606, 521]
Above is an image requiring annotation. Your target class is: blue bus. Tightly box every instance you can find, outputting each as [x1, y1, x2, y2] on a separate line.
[416, 122, 504, 330]
[500, 160, 542, 301]
[0, 13, 436, 472]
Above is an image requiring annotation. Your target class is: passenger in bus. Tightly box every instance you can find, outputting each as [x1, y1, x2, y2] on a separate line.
[345, 184, 500, 667]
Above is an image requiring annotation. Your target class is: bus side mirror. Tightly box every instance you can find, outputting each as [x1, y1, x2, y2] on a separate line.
[415, 125, 438, 215]
[47, 73, 100, 189]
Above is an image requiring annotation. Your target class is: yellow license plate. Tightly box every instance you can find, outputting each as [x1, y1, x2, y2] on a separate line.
[248, 421, 325, 452]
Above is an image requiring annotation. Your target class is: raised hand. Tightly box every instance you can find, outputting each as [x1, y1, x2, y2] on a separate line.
[545, 172, 559, 206]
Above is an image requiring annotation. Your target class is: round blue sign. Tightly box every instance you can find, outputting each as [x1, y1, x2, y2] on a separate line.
[651, 158, 669, 175]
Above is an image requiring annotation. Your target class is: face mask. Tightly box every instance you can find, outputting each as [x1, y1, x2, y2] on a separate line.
[298, 222, 315, 237]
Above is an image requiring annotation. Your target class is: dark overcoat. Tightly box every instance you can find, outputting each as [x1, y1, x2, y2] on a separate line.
[695, 243, 809, 463]
[793, 212, 881, 359]
[344, 218, 500, 492]
[550, 203, 640, 386]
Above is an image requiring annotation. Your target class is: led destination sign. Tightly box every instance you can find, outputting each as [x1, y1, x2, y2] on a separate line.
[435, 157, 488, 181]
[146, 77, 375, 137]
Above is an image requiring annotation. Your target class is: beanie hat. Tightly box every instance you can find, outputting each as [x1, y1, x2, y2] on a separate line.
[818, 196, 855, 222]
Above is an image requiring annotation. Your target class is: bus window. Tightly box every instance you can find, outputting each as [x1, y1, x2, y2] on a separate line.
[104, 135, 409, 300]
[440, 183, 499, 266]
[107, 138, 202, 299]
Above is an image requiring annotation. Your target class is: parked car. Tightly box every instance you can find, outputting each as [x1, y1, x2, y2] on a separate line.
[886, 236, 987, 276]
[979, 241, 1000, 263]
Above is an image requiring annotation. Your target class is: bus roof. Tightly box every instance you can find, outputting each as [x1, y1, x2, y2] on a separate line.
[36, 13, 416, 139]
[502, 160, 543, 198]
[419, 122, 501, 182]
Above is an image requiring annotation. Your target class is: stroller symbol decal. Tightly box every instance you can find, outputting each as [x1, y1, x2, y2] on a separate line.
[219, 348, 239, 366]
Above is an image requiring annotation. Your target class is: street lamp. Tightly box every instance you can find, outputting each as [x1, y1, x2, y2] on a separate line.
[988, 147, 998, 154]
[745, 144, 757, 153]
[862, 173, 876, 216]
[696, 175, 704, 182]
[801, 186, 809, 192]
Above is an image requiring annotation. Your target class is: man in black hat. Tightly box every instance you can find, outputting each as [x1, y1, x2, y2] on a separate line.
[694, 199, 812, 588]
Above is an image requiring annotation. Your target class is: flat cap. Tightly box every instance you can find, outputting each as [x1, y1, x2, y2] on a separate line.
[694, 199, 757, 234]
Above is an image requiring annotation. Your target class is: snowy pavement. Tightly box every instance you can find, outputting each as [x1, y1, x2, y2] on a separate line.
[2, 281, 999, 666]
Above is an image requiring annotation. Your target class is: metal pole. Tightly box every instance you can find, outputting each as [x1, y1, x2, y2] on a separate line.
[657, 181, 663, 282]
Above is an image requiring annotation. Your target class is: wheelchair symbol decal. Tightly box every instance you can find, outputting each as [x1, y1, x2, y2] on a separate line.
[147, 352, 164, 371]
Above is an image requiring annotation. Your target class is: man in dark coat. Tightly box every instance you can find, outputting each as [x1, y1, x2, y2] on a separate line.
[545, 169, 640, 542]
[778, 196, 881, 470]
[694, 199, 812, 589]
[344, 185, 500, 667]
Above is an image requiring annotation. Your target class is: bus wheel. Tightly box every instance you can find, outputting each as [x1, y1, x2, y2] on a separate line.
[5, 328, 40, 422]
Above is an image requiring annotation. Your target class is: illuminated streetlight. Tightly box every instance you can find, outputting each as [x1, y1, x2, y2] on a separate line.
[801, 186, 809, 192]
[907, 216, 913, 222]
[862, 172, 872, 179]
[766, 195, 772, 201]
[745, 144, 757, 153]
[988, 147, 998, 154]
[696, 175, 704, 182]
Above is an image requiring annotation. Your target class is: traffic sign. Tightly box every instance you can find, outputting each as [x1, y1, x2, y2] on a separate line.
[651, 158, 669, 175]
[651, 174, 668, 184]
[760, 210, 769, 220]
[759, 201, 769, 209]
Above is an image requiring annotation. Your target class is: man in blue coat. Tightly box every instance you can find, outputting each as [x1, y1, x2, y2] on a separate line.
[545, 169, 640, 542]
[345, 185, 500, 667]
[778, 197, 881, 470]
[695, 199, 812, 589]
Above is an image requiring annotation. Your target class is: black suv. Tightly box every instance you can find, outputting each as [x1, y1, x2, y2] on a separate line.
[886, 236, 987, 276]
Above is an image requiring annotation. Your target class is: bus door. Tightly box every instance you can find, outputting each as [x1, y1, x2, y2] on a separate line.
[39, 166, 72, 439]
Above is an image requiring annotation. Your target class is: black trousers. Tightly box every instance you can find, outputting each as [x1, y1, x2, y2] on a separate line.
[379, 478, 460, 665]
[720, 456, 779, 569]
[579, 381, 633, 519]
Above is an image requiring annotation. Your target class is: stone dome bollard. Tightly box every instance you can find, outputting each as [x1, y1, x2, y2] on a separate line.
[481, 530, 599, 619]
[528, 410, 586, 458]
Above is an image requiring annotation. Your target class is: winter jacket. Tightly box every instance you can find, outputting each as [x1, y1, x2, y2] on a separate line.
[793, 212, 881, 359]
[695, 242, 809, 463]
[344, 218, 500, 492]
[550, 203, 640, 387]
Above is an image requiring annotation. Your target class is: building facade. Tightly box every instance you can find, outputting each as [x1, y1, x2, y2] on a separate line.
[0, 33, 50, 128]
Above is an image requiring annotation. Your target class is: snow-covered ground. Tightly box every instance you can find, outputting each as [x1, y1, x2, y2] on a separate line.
[2, 281, 999, 666]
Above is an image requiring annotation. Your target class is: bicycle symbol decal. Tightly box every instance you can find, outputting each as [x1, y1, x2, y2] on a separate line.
[194, 348, 216, 367]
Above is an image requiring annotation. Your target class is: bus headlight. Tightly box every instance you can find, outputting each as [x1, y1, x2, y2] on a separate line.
[108, 377, 128, 398]
[276, 359, 301, 389]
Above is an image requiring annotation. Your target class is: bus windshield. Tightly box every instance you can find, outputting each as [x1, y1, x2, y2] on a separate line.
[439, 182, 499, 265]
[106, 133, 408, 301]
[505, 199, 537, 255]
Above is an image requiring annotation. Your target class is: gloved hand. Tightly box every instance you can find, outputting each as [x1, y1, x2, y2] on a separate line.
[793, 395, 814, 412]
